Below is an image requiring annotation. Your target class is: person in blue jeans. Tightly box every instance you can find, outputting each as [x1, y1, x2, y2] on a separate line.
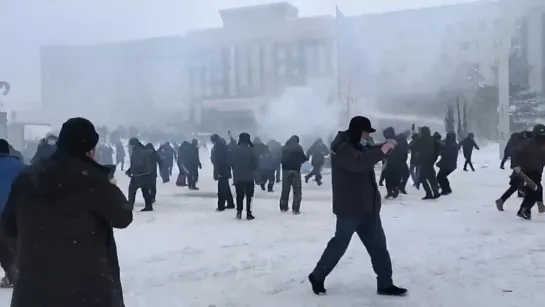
[308, 116, 407, 297]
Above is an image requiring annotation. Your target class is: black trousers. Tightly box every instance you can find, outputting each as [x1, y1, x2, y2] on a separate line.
[0, 242, 15, 281]
[312, 215, 393, 288]
[259, 171, 275, 191]
[437, 168, 454, 193]
[409, 163, 420, 188]
[275, 164, 281, 183]
[384, 165, 401, 195]
[463, 157, 475, 171]
[419, 164, 439, 197]
[500, 172, 524, 202]
[187, 166, 199, 188]
[520, 172, 543, 212]
[159, 164, 172, 183]
[235, 181, 255, 213]
[128, 175, 153, 210]
[217, 177, 234, 210]
[305, 165, 323, 184]
[399, 163, 410, 191]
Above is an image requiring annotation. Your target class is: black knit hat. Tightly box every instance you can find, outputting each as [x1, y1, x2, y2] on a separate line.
[56, 117, 99, 156]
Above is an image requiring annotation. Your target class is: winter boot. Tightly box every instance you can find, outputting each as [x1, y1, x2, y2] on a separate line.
[0, 276, 13, 288]
[308, 274, 326, 295]
[377, 285, 408, 296]
[537, 202, 545, 213]
[140, 207, 153, 212]
[260, 183, 266, 191]
[236, 211, 242, 220]
[246, 212, 255, 220]
[517, 208, 531, 220]
[495, 199, 505, 212]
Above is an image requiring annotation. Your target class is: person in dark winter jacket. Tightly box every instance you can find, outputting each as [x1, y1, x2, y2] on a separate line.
[280, 135, 307, 214]
[186, 139, 202, 190]
[381, 127, 410, 198]
[176, 142, 190, 187]
[253, 137, 270, 185]
[157, 142, 176, 183]
[145, 143, 162, 203]
[211, 134, 235, 211]
[115, 140, 125, 171]
[30, 135, 58, 164]
[267, 139, 283, 183]
[1, 117, 132, 307]
[304, 138, 329, 186]
[0, 139, 25, 288]
[414, 126, 441, 199]
[126, 138, 154, 211]
[505, 125, 545, 219]
[231, 133, 257, 220]
[95, 143, 114, 165]
[500, 131, 528, 169]
[308, 116, 406, 297]
[460, 133, 480, 171]
[408, 133, 420, 189]
[436, 132, 458, 195]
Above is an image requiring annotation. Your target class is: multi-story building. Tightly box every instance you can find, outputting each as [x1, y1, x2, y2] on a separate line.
[40, 36, 187, 127]
[184, 2, 336, 132]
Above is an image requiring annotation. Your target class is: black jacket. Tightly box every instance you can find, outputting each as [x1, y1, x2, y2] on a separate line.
[30, 138, 57, 165]
[385, 134, 408, 167]
[184, 144, 201, 169]
[157, 143, 175, 167]
[414, 127, 440, 166]
[281, 137, 307, 171]
[1, 151, 132, 307]
[307, 140, 329, 167]
[211, 139, 231, 180]
[437, 132, 459, 170]
[231, 144, 258, 183]
[330, 131, 384, 217]
[512, 138, 545, 176]
[460, 137, 479, 158]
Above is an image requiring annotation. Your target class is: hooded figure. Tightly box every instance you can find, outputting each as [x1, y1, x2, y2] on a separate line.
[231, 133, 257, 220]
[460, 133, 480, 171]
[413, 126, 441, 199]
[500, 132, 527, 169]
[1, 117, 132, 307]
[436, 132, 458, 195]
[279, 135, 307, 214]
[210, 134, 235, 211]
[125, 137, 154, 211]
[308, 116, 406, 297]
[304, 138, 329, 186]
[157, 142, 176, 182]
[185, 139, 202, 190]
[380, 127, 409, 198]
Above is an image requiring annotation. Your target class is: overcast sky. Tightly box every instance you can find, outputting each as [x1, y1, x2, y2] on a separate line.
[0, 0, 477, 104]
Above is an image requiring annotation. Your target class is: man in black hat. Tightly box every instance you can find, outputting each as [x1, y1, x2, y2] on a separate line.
[1, 117, 132, 307]
[308, 116, 407, 297]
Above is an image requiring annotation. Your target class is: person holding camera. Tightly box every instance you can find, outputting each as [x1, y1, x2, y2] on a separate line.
[308, 116, 407, 297]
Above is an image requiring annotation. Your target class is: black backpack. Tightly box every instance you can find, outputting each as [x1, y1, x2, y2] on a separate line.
[130, 147, 152, 175]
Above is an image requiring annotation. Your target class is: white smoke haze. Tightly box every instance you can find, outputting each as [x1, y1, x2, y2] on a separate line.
[256, 78, 341, 143]
[0, 0, 543, 142]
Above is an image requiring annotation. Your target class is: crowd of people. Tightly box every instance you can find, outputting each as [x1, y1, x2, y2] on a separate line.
[0, 114, 544, 306]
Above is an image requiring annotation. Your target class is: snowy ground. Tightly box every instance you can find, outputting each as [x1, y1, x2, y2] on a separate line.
[2, 146, 545, 306]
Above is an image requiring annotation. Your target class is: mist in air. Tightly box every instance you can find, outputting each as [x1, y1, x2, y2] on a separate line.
[1, 0, 542, 142]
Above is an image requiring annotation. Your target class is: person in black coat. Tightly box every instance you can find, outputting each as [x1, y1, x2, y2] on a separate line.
[304, 138, 329, 186]
[436, 132, 459, 195]
[231, 133, 258, 220]
[185, 139, 202, 190]
[211, 134, 235, 211]
[126, 138, 154, 212]
[1, 117, 132, 307]
[308, 116, 406, 297]
[176, 142, 190, 187]
[460, 133, 480, 171]
[115, 140, 125, 171]
[500, 131, 528, 169]
[145, 143, 162, 203]
[414, 126, 441, 199]
[279, 135, 307, 214]
[408, 133, 420, 189]
[157, 142, 175, 183]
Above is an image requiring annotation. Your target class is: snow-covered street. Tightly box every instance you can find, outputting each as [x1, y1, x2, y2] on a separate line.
[1, 146, 545, 306]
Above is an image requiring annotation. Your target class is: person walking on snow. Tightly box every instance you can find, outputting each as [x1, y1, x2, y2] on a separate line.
[231, 133, 258, 220]
[460, 133, 479, 171]
[308, 116, 407, 297]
